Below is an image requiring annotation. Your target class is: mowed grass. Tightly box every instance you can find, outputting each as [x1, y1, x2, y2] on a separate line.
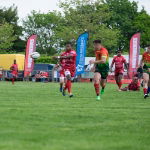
[0, 82, 150, 150]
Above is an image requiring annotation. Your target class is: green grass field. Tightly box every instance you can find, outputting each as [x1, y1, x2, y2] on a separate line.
[0, 82, 150, 150]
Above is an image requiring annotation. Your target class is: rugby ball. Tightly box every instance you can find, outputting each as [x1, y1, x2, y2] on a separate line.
[31, 52, 40, 59]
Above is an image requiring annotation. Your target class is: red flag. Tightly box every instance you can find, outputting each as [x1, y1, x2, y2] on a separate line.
[24, 35, 37, 77]
[129, 33, 140, 79]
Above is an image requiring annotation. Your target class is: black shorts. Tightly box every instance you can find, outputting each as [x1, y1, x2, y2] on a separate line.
[143, 65, 150, 74]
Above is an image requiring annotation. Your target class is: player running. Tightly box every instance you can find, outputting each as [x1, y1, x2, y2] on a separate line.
[110, 50, 128, 91]
[140, 45, 150, 99]
[90, 40, 109, 101]
[54, 42, 77, 98]
[10, 59, 18, 85]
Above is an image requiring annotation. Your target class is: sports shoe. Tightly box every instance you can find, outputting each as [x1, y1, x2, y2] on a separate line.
[69, 94, 74, 98]
[144, 94, 149, 99]
[96, 96, 101, 101]
[101, 89, 105, 95]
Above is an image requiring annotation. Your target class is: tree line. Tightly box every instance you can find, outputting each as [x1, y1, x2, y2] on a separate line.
[0, 0, 150, 56]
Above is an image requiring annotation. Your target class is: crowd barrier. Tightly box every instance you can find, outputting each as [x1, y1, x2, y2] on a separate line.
[0, 70, 130, 83]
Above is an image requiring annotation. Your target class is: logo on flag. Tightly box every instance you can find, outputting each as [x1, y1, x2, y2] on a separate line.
[76, 32, 89, 75]
[24, 35, 37, 77]
[129, 33, 140, 78]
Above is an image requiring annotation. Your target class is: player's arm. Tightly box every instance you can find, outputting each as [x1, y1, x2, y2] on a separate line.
[54, 63, 60, 70]
[16, 65, 19, 72]
[95, 56, 106, 64]
[110, 58, 115, 72]
[10, 65, 13, 70]
[60, 55, 73, 59]
[54, 55, 74, 60]
[90, 56, 106, 65]
[124, 61, 128, 71]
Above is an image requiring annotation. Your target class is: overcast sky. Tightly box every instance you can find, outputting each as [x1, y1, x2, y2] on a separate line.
[0, 0, 150, 22]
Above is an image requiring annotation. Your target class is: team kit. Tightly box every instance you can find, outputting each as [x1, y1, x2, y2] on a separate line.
[10, 40, 150, 100]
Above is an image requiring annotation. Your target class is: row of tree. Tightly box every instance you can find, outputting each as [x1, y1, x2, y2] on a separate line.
[0, 5, 25, 53]
[0, 0, 150, 56]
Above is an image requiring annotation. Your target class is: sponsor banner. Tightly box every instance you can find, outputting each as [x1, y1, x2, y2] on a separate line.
[76, 32, 89, 75]
[129, 33, 140, 78]
[24, 35, 37, 77]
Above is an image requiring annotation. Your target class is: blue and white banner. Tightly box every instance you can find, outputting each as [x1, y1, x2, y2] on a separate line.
[76, 32, 89, 75]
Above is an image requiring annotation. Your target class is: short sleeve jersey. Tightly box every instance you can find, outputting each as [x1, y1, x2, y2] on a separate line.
[112, 56, 126, 70]
[95, 47, 109, 68]
[142, 52, 150, 68]
[11, 64, 18, 75]
[61, 50, 77, 70]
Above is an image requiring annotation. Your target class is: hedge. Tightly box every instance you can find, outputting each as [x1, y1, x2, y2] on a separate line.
[35, 56, 57, 64]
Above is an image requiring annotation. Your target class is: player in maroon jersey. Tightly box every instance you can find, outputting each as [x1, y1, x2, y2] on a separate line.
[121, 75, 140, 91]
[110, 50, 128, 91]
[54, 42, 77, 97]
[10, 59, 18, 85]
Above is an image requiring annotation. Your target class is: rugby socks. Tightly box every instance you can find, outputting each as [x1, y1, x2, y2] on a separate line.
[143, 88, 148, 95]
[64, 80, 72, 94]
[116, 81, 119, 88]
[67, 80, 72, 94]
[12, 78, 15, 85]
[94, 83, 100, 96]
[118, 82, 122, 89]
[147, 87, 150, 94]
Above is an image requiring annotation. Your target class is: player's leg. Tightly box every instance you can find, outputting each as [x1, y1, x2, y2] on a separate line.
[63, 70, 73, 97]
[147, 78, 150, 95]
[139, 73, 143, 87]
[117, 73, 123, 91]
[59, 76, 65, 92]
[67, 70, 75, 97]
[66, 74, 73, 97]
[94, 72, 101, 100]
[12, 77, 15, 84]
[11, 73, 15, 85]
[100, 71, 108, 95]
[121, 87, 128, 91]
[143, 73, 149, 98]
[100, 79, 106, 95]
[115, 74, 119, 89]
[59, 70, 65, 92]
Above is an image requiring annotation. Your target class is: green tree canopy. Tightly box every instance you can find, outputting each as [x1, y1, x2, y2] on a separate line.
[23, 11, 65, 55]
[103, 0, 139, 51]
[133, 10, 150, 47]
[59, 0, 120, 56]
[0, 5, 25, 53]
[0, 23, 16, 53]
[22, 0, 150, 56]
